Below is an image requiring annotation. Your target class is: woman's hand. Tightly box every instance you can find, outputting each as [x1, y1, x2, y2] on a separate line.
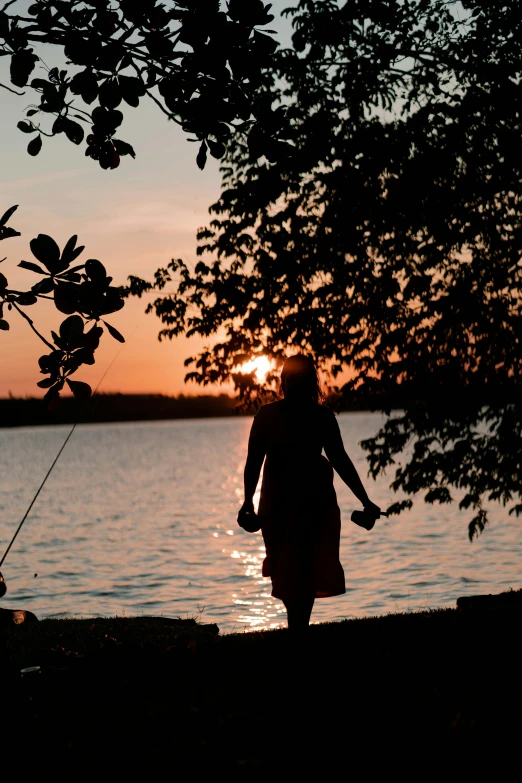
[363, 500, 381, 519]
[239, 499, 254, 518]
[237, 500, 261, 533]
[237, 499, 254, 526]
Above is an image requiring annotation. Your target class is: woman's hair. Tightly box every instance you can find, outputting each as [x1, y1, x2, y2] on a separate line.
[279, 354, 325, 405]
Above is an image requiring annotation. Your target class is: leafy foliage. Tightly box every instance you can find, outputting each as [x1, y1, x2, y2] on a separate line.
[0, 205, 125, 406]
[130, 0, 522, 538]
[1, 0, 285, 169]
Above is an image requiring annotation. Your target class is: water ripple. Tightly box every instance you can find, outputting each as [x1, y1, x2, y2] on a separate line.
[1, 414, 521, 631]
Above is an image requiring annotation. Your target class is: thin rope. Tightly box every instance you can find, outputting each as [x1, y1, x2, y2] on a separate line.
[0, 325, 138, 569]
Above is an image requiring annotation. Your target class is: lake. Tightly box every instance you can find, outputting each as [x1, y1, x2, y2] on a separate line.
[1, 413, 520, 632]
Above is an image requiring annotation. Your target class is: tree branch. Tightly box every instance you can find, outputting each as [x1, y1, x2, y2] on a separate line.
[7, 14, 34, 23]
[8, 289, 54, 300]
[116, 22, 138, 44]
[0, 81, 25, 96]
[145, 87, 181, 125]
[11, 301, 55, 350]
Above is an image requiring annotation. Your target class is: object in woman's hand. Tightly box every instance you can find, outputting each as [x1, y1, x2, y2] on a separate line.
[351, 509, 379, 531]
[237, 508, 262, 533]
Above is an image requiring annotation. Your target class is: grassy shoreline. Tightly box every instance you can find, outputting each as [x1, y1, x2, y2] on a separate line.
[2, 591, 521, 772]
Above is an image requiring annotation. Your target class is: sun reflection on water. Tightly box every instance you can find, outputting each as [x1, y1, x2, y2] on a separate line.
[226, 468, 287, 630]
[228, 543, 286, 631]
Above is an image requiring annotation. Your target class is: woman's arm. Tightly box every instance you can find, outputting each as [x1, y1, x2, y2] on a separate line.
[242, 445, 266, 511]
[324, 413, 380, 515]
[241, 417, 267, 511]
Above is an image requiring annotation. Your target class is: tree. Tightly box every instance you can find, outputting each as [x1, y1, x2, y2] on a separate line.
[0, 0, 282, 400]
[1, 0, 282, 170]
[0, 204, 126, 405]
[131, 0, 522, 539]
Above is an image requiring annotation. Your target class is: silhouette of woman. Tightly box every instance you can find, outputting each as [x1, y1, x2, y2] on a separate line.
[238, 355, 381, 631]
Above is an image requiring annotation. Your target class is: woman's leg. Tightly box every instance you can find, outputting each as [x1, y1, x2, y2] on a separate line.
[284, 598, 315, 631]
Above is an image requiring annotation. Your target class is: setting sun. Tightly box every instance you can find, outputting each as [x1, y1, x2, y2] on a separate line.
[235, 356, 274, 383]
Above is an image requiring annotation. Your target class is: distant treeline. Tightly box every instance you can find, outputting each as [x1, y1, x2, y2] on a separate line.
[0, 390, 403, 429]
[0, 393, 238, 428]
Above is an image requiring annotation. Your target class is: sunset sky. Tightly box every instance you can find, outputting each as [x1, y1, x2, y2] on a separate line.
[1, 1, 295, 398]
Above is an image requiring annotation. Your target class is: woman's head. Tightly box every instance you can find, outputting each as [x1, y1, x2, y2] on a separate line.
[280, 354, 324, 404]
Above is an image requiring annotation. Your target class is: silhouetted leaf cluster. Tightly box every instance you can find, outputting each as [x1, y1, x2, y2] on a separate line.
[0, 205, 125, 407]
[131, 0, 522, 538]
[1, 0, 284, 169]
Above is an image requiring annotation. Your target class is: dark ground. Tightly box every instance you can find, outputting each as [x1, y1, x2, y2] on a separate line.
[1, 593, 521, 775]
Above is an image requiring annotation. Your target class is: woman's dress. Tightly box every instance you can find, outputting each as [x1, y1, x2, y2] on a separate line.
[250, 400, 346, 603]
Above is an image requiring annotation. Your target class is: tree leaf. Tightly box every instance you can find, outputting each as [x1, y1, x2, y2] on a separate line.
[0, 9, 9, 35]
[0, 226, 20, 241]
[67, 247, 85, 265]
[119, 75, 145, 107]
[91, 106, 123, 132]
[31, 78, 50, 91]
[59, 314, 84, 342]
[99, 78, 122, 109]
[61, 235, 80, 266]
[63, 119, 84, 145]
[85, 258, 107, 282]
[98, 287, 125, 315]
[17, 120, 36, 134]
[70, 68, 99, 104]
[197, 140, 208, 170]
[18, 260, 47, 274]
[74, 348, 95, 366]
[52, 116, 65, 134]
[31, 277, 54, 294]
[30, 234, 61, 272]
[54, 282, 80, 314]
[102, 320, 125, 342]
[0, 205, 18, 227]
[66, 379, 92, 399]
[113, 139, 136, 158]
[38, 351, 62, 374]
[208, 139, 226, 159]
[83, 324, 103, 353]
[44, 381, 64, 409]
[37, 377, 55, 388]
[27, 135, 42, 156]
[10, 49, 38, 88]
[16, 292, 37, 305]
[57, 265, 84, 282]
[0, 319, 9, 331]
